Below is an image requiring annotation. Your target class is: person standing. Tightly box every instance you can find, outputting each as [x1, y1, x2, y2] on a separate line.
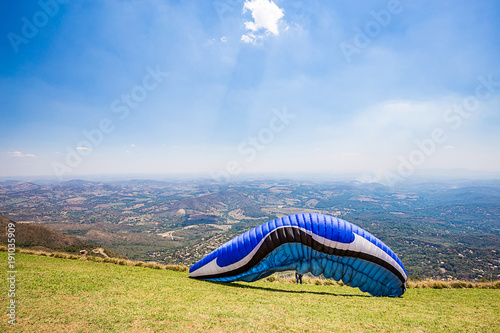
[295, 272, 303, 284]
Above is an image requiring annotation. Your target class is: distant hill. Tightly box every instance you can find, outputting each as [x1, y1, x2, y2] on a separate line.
[0, 180, 40, 194]
[0, 214, 125, 258]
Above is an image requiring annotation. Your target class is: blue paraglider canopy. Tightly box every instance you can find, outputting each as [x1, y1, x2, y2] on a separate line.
[190, 213, 407, 297]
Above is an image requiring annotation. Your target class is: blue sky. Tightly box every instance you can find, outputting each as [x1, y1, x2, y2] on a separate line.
[1, 0, 499, 181]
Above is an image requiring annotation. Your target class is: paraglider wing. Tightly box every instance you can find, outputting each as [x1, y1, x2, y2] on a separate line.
[189, 213, 407, 297]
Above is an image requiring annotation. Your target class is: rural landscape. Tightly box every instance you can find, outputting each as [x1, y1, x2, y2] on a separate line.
[1, 178, 499, 281]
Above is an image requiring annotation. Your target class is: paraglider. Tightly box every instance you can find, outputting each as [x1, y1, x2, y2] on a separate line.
[189, 213, 407, 297]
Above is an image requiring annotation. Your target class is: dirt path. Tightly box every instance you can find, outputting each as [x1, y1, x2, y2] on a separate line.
[92, 247, 109, 258]
[158, 231, 174, 240]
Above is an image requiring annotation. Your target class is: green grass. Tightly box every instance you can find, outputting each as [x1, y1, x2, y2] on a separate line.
[1, 253, 499, 332]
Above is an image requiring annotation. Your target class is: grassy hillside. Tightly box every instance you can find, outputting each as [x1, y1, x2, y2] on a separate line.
[1, 253, 499, 333]
[0, 214, 86, 249]
[0, 214, 125, 259]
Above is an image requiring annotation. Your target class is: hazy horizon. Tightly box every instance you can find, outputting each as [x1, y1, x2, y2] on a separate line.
[2, 169, 500, 185]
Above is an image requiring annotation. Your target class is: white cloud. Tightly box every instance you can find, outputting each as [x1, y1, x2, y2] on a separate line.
[7, 151, 36, 158]
[241, 33, 261, 44]
[76, 146, 91, 151]
[220, 36, 227, 43]
[241, 0, 285, 44]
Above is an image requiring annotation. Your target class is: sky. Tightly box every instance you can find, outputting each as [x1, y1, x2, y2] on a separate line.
[1, 0, 499, 182]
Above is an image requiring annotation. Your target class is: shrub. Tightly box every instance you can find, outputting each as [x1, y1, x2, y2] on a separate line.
[164, 264, 188, 272]
[450, 281, 467, 289]
[430, 281, 446, 289]
[266, 275, 277, 282]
